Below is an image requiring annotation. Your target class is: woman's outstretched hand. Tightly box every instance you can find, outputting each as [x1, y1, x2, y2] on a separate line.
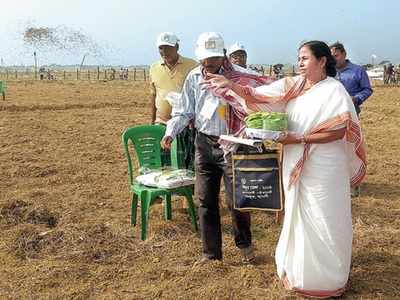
[276, 132, 301, 145]
[200, 73, 233, 90]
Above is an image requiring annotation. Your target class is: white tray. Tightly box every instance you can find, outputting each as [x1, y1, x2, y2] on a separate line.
[245, 128, 283, 141]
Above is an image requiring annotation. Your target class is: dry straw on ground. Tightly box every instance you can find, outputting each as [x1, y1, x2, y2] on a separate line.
[0, 80, 399, 299]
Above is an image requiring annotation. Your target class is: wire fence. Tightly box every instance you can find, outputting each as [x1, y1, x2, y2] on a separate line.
[2, 65, 400, 86]
[0, 67, 149, 81]
[0, 65, 300, 82]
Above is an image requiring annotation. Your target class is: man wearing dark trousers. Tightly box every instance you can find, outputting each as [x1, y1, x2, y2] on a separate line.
[161, 32, 255, 264]
[194, 132, 252, 260]
[150, 32, 198, 168]
[330, 42, 373, 197]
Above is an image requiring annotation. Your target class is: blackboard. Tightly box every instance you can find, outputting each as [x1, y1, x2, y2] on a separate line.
[232, 149, 283, 211]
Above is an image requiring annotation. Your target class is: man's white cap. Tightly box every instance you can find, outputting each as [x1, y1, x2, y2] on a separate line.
[157, 32, 179, 47]
[227, 42, 247, 56]
[195, 32, 225, 60]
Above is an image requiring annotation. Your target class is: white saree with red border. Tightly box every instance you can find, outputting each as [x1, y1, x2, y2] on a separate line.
[253, 76, 366, 297]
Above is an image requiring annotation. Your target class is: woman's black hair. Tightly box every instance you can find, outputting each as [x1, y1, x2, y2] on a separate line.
[299, 40, 337, 77]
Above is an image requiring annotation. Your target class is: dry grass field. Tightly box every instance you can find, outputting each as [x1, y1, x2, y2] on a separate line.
[0, 80, 399, 299]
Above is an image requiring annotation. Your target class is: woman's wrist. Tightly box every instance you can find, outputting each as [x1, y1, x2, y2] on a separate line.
[299, 134, 308, 144]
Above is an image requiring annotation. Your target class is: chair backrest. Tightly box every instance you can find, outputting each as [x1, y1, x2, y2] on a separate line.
[122, 125, 166, 185]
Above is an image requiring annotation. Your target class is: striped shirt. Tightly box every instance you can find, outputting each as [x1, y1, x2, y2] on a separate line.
[165, 64, 253, 138]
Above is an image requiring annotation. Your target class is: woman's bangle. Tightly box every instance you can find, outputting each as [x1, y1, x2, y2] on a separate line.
[276, 131, 288, 142]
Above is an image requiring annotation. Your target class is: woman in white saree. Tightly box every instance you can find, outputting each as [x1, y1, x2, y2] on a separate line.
[202, 41, 366, 298]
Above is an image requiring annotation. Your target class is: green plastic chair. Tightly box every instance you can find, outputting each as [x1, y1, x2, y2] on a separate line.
[122, 124, 198, 240]
[0, 81, 5, 101]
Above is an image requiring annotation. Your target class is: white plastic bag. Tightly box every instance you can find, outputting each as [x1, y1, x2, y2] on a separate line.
[245, 128, 284, 141]
[135, 168, 195, 189]
[165, 92, 182, 109]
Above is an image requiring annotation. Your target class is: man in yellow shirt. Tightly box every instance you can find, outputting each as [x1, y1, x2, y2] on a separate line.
[149, 32, 198, 167]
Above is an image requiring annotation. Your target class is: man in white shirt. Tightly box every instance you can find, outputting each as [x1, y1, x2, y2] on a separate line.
[161, 32, 256, 264]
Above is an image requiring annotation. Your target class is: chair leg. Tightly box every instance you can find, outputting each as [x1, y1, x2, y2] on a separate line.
[184, 191, 198, 231]
[131, 194, 138, 226]
[164, 194, 172, 220]
[140, 196, 151, 241]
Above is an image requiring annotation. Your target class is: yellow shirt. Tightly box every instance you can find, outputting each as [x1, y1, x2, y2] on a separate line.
[149, 55, 198, 124]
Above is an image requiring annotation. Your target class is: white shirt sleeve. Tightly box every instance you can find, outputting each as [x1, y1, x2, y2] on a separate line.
[165, 73, 194, 139]
[232, 64, 262, 76]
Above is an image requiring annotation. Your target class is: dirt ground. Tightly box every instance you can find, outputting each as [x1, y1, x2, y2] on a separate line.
[0, 80, 399, 299]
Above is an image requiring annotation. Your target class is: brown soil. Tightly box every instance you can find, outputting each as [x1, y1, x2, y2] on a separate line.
[0, 80, 399, 299]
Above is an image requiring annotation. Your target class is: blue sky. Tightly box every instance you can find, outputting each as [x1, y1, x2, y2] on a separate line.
[0, 0, 398, 66]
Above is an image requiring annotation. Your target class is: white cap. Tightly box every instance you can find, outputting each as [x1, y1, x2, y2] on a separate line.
[227, 42, 247, 56]
[195, 32, 225, 60]
[156, 32, 179, 47]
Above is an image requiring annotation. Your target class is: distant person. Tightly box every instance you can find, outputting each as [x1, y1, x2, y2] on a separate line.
[39, 67, 45, 80]
[330, 42, 373, 116]
[227, 42, 259, 74]
[47, 69, 53, 80]
[385, 63, 395, 84]
[273, 64, 284, 79]
[149, 32, 198, 168]
[110, 68, 116, 80]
